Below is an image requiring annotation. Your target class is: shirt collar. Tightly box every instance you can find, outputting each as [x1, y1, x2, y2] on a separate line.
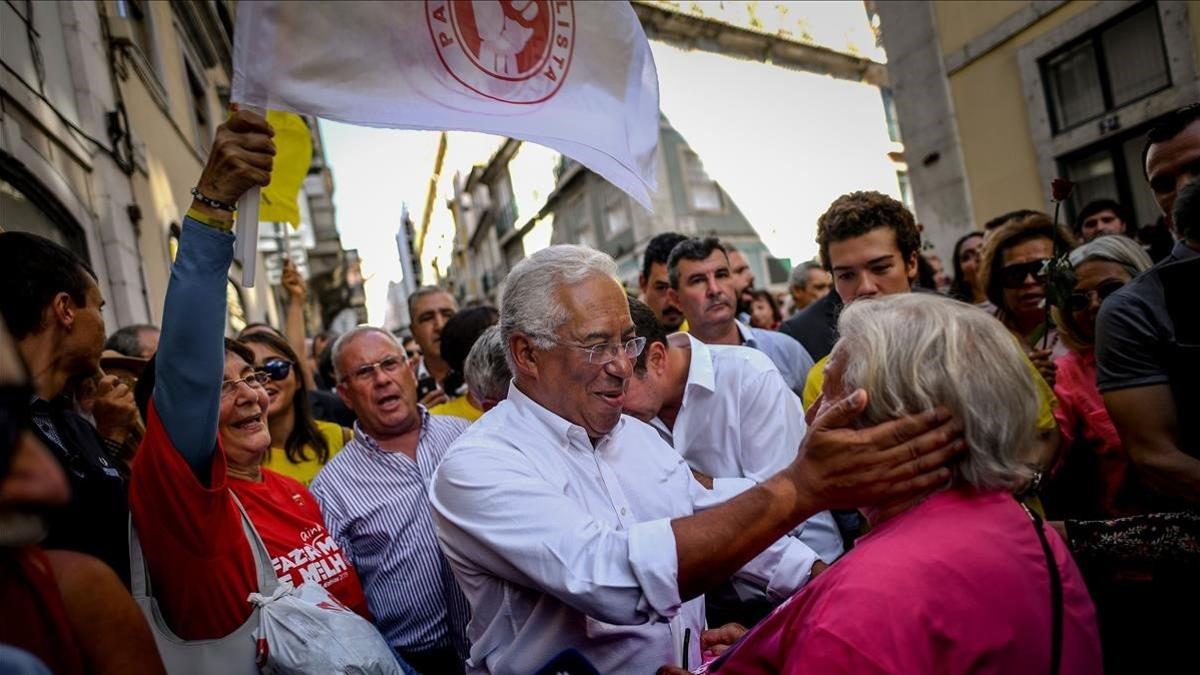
[1170, 239, 1199, 262]
[673, 333, 715, 396]
[506, 380, 622, 450]
[735, 320, 756, 347]
[351, 405, 429, 454]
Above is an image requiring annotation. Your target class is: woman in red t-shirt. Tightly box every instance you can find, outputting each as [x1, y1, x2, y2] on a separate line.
[128, 111, 370, 642]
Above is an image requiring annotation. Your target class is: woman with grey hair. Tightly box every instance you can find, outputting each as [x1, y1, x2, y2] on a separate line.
[1046, 235, 1154, 519]
[463, 325, 511, 412]
[695, 294, 1102, 674]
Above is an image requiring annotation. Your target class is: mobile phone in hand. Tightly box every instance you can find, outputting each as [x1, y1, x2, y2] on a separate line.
[416, 375, 438, 400]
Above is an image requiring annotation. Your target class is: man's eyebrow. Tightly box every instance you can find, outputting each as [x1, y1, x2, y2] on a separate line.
[833, 255, 893, 271]
[581, 329, 615, 342]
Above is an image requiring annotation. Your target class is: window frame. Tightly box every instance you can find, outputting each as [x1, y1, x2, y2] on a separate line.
[1039, 2, 1172, 135]
[677, 145, 725, 214]
[602, 188, 631, 239]
[183, 58, 212, 153]
[1054, 116, 1160, 226]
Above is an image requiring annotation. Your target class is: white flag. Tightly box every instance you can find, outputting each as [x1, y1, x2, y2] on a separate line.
[232, 0, 659, 208]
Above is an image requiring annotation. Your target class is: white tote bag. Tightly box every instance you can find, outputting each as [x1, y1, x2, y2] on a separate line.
[129, 503, 272, 675]
[130, 492, 403, 674]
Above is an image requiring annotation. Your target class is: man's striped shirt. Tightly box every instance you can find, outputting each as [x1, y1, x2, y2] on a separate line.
[310, 409, 471, 653]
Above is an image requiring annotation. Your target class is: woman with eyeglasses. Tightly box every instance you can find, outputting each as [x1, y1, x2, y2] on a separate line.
[979, 213, 1076, 387]
[948, 231, 989, 306]
[240, 331, 350, 485]
[126, 111, 378, 655]
[1045, 235, 1153, 519]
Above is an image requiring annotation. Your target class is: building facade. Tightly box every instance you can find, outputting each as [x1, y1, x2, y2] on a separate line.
[877, 0, 1200, 259]
[1, 0, 359, 338]
[544, 119, 792, 293]
[436, 1, 904, 305]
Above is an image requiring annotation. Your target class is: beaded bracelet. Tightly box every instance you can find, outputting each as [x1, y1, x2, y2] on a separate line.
[190, 186, 237, 212]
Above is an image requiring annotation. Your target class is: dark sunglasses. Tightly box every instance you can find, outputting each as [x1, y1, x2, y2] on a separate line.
[1066, 279, 1125, 313]
[259, 358, 294, 381]
[998, 259, 1050, 289]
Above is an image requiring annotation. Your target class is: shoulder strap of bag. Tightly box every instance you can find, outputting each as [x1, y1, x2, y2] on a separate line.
[128, 514, 151, 599]
[1020, 501, 1063, 675]
[127, 495, 279, 599]
[229, 490, 282, 594]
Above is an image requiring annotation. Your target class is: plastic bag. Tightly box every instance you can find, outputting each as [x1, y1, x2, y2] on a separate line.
[249, 581, 404, 675]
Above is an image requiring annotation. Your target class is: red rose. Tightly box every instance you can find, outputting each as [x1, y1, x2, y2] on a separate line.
[1051, 178, 1075, 202]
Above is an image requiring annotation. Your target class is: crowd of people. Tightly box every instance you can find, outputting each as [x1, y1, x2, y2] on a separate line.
[1, 102, 1197, 674]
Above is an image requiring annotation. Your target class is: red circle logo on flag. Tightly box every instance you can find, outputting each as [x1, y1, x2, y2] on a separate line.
[426, 0, 575, 104]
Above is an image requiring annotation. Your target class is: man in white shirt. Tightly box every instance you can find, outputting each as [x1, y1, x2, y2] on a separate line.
[430, 245, 964, 674]
[621, 298, 843, 623]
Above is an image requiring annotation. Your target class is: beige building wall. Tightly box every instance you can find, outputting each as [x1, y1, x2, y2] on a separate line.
[1192, 0, 1200, 68]
[112, 1, 277, 329]
[934, 1, 1099, 226]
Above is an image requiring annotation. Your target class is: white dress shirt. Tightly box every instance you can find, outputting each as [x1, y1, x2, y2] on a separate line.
[429, 383, 819, 675]
[652, 334, 844, 567]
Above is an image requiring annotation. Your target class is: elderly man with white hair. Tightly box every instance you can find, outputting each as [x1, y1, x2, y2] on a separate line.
[675, 293, 1102, 675]
[429, 245, 965, 674]
[309, 326, 471, 675]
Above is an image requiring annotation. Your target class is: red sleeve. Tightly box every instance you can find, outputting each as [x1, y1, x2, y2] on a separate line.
[1052, 358, 1081, 448]
[129, 400, 257, 639]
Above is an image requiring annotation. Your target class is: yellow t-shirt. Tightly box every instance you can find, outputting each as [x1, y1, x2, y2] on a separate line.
[801, 354, 1058, 431]
[429, 395, 483, 422]
[262, 419, 350, 485]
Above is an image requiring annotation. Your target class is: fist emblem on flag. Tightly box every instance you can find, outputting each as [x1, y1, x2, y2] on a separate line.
[473, 0, 537, 76]
[427, 0, 575, 103]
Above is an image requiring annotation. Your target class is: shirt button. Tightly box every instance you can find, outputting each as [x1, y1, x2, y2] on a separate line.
[620, 507, 627, 516]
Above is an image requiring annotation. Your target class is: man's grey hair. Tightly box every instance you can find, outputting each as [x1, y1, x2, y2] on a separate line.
[330, 326, 400, 380]
[464, 325, 510, 402]
[789, 260, 823, 290]
[105, 324, 158, 357]
[499, 244, 618, 372]
[407, 285, 454, 319]
[1067, 234, 1153, 276]
[833, 294, 1035, 492]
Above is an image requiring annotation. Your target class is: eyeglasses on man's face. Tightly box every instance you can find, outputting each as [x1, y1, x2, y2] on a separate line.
[547, 336, 647, 365]
[342, 355, 405, 384]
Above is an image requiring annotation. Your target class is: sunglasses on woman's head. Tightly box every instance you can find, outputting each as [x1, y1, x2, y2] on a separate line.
[259, 358, 294, 381]
[998, 259, 1050, 289]
[1066, 279, 1126, 313]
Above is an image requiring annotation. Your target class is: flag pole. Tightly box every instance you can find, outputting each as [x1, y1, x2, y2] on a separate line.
[234, 104, 266, 287]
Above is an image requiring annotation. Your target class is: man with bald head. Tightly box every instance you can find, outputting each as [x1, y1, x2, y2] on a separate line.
[309, 326, 470, 674]
[430, 245, 963, 674]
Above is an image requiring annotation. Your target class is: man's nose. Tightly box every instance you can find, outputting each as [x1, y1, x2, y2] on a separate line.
[606, 351, 633, 379]
[706, 275, 722, 296]
[855, 273, 878, 298]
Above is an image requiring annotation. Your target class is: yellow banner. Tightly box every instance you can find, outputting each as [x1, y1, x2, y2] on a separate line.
[260, 110, 313, 228]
